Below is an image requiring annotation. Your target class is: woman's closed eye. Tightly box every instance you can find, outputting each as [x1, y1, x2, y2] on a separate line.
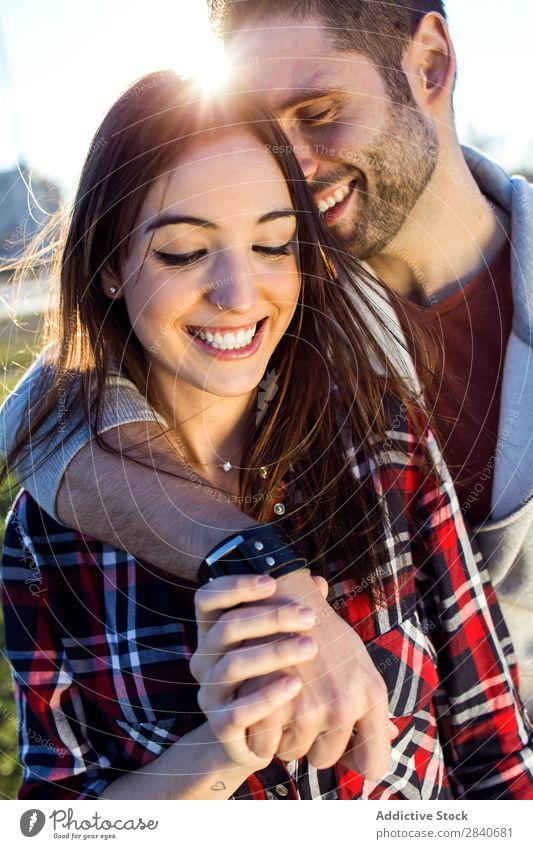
[253, 240, 294, 259]
[153, 241, 294, 267]
[153, 249, 206, 267]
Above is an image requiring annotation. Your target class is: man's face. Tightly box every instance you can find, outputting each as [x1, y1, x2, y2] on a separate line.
[228, 16, 439, 260]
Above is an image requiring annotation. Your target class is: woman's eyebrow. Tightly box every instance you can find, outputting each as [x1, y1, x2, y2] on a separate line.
[257, 209, 297, 224]
[144, 214, 216, 232]
[144, 209, 296, 232]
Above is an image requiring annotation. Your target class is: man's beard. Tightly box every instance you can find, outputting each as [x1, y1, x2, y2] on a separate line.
[327, 104, 439, 260]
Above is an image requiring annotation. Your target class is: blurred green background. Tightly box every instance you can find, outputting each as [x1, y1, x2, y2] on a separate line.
[0, 313, 42, 799]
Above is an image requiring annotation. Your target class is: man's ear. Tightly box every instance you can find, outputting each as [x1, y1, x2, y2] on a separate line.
[402, 13, 456, 110]
[100, 266, 123, 300]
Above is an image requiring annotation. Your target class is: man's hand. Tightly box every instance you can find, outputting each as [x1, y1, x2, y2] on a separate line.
[241, 569, 395, 780]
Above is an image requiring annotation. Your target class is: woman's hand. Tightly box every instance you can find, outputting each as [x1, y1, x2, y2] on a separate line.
[190, 574, 322, 772]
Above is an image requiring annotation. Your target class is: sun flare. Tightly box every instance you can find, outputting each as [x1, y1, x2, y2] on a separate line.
[178, 32, 230, 92]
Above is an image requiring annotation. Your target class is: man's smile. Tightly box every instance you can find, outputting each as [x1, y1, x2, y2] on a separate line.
[314, 179, 358, 224]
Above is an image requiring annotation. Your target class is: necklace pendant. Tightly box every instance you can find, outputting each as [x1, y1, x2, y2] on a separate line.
[222, 461, 232, 473]
[259, 466, 268, 479]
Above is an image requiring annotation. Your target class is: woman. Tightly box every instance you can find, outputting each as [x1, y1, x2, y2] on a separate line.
[1, 71, 532, 800]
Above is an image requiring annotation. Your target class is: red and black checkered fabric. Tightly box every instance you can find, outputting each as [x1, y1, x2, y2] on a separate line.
[2, 406, 533, 799]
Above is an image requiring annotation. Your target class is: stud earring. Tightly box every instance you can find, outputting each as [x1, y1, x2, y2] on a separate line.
[109, 286, 117, 295]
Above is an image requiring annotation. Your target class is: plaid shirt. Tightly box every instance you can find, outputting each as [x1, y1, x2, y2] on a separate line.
[2, 409, 533, 800]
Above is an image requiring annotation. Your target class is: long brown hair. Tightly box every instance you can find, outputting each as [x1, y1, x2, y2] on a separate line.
[1, 71, 434, 600]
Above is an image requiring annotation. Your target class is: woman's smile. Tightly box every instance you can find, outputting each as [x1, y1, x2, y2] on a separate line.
[182, 315, 269, 358]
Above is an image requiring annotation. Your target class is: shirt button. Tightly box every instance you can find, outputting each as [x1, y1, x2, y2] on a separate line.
[275, 783, 289, 797]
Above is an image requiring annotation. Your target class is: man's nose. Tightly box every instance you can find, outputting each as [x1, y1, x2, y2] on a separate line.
[284, 125, 319, 182]
[298, 149, 320, 181]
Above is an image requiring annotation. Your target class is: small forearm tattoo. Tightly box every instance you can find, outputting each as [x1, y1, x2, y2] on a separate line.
[210, 780, 226, 791]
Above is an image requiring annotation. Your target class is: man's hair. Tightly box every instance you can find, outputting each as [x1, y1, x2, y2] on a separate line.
[208, 0, 449, 103]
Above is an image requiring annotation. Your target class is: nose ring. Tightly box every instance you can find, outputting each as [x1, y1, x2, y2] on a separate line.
[217, 298, 224, 311]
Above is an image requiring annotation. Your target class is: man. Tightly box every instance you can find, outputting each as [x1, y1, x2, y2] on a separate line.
[205, 0, 533, 709]
[213, 0, 533, 716]
[1, 0, 532, 775]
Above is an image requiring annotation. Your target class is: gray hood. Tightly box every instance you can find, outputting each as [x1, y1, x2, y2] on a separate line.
[462, 145, 533, 522]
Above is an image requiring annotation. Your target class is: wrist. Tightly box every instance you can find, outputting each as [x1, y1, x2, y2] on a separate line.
[205, 726, 270, 782]
[175, 723, 255, 799]
[197, 525, 308, 585]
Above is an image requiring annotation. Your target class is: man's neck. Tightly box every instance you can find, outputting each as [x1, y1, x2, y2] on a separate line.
[366, 147, 511, 305]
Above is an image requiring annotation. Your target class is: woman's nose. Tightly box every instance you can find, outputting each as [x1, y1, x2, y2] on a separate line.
[205, 254, 259, 315]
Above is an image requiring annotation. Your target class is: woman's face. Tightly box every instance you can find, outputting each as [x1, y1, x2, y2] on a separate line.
[109, 130, 301, 409]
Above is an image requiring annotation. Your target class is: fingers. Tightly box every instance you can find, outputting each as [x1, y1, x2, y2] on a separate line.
[338, 691, 393, 781]
[307, 719, 398, 771]
[303, 723, 355, 770]
[198, 601, 317, 662]
[216, 676, 302, 730]
[275, 719, 318, 762]
[214, 635, 316, 685]
[195, 574, 277, 641]
[197, 635, 317, 716]
[209, 676, 302, 767]
[191, 612, 318, 692]
[245, 698, 293, 760]
[311, 575, 329, 599]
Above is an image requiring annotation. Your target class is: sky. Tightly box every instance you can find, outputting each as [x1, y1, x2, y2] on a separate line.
[0, 0, 532, 198]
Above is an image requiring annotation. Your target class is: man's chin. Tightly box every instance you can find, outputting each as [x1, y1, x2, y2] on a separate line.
[329, 224, 382, 263]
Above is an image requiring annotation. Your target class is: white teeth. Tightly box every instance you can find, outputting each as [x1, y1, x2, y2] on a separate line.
[317, 184, 352, 214]
[187, 321, 260, 351]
